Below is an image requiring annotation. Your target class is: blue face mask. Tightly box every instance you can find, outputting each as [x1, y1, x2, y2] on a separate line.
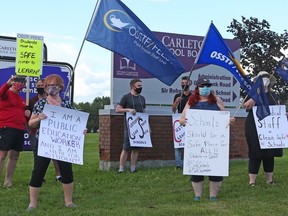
[199, 86, 210, 96]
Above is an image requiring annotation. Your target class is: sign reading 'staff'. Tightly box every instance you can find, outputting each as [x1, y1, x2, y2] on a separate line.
[16, 33, 43, 77]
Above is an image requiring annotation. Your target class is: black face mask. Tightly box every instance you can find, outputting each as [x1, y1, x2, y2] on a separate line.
[181, 85, 189, 91]
[36, 87, 45, 94]
[135, 87, 142, 94]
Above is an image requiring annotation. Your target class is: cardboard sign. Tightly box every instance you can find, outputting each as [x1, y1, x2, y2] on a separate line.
[38, 104, 89, 165]
[126, 112, 152, 147]
[253, 105, 288, 149]
[183, 109, 230, 176]
[16, 33, 43, 77]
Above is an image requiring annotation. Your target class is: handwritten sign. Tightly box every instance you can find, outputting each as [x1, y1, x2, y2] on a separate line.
[183, 109, 230, 177]
[16, 33, 43, 77]
[172, 114, 185, 148]
[38, 104, 89, 165]
[126, 112, 152, 147]
[253, 105, 288, 149]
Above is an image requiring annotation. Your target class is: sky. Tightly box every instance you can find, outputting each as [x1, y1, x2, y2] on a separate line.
[1, 0, 287, 103]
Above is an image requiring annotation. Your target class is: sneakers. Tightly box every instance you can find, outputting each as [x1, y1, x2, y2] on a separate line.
[267, 181, 275, 185]
[194, 196, 201, 201]
[56, 176, 62, 182]
[66, 203, 77, 208]
[210, 197, 217, 201]
[26, 206, 35, 212]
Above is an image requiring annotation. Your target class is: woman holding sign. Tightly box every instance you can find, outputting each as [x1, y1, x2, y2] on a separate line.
[180, 75, 234, 201]
[244, 71, 282, 187]
[26, 74, 78, 211]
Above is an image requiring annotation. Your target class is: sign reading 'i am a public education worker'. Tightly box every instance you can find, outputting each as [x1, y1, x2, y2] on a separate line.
[183, 109, 230, 177]
[38, 104, 89, 165]
[16, 33, 43, 77]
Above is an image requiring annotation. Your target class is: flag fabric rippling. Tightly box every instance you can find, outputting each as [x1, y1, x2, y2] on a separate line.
[86, 0, 185, 86]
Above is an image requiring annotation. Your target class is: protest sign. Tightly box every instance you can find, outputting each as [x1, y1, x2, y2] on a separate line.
[16, 33, 43, 77]
[253, 105, 288, 149]
[126, 112, 152, 147]
[38, 104, 89, 165]
[172, 114, 185, 148]
[183, 109, 230, 176]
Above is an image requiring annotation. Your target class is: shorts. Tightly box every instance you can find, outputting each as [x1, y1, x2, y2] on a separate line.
[190, 175, 223, 182]
[0, 127, 24, 152]
[122, 126, 141, 151]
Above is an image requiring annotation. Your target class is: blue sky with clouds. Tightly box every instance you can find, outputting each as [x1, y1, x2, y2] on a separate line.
[1, 0, 287, 103]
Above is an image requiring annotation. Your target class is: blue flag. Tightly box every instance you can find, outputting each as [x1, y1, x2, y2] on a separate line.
[248, 76, 270, 120]
[276, 58, 288, 83]
[86, 0, 185, 86]
[196, 23, 252, 93]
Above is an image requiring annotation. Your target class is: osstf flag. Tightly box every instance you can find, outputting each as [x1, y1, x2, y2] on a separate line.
[248, 76, 270, 120]
[86, 0, 185, 86]
[196, 22, 252, 93]
[275, 58, 288, 83]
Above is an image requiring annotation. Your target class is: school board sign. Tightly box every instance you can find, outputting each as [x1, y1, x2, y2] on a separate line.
[253, 105, 288, 149]
[112, 31, 241, 107]
[0, 58, 73, 150]
[38, 104, 89, 165]
[183, 109, 230, 177]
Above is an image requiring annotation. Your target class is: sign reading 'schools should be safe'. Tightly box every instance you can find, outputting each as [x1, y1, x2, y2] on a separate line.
[126, 112, 152, 147]
[183, 109, 230, 177]
[38, 104, 89, 165]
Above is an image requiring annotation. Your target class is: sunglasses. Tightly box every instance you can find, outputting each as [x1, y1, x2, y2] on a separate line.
[198, 84, 211, 88]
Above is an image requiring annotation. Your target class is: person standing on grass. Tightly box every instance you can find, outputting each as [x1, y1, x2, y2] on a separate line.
[26, 74, 87, 211]
[171, 76, 192, 169]
[116, 79, 146, 173]
[243, 71, 282, 187]
[28, 78, 62, 182]
[180, 75, 235, 201]
[0, 75, 30, 188]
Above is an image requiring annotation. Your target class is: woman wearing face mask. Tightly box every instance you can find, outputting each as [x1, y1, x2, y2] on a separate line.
[28, 78, 62, 183]
[0, 76, 30, 188]
[243, 71, 281, 187]
[179, 75, 234, 201]
[26, 74, 80, 211]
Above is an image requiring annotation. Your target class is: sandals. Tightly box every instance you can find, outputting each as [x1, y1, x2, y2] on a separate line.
[249, 183, 255, 187]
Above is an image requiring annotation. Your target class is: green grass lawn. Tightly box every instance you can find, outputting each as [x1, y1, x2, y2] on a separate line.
[1, 133, 288, 215]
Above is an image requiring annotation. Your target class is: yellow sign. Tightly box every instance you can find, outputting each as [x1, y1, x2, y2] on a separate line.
[16, 33, 43, 77]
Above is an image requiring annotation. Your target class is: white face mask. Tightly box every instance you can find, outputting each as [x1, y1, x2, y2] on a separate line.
[262, 77, 270, 87]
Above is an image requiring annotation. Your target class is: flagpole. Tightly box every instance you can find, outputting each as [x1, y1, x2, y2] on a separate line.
[64, 0, 101, 102]
[174, 22, 213, 112]
[177, 21, 213, 101]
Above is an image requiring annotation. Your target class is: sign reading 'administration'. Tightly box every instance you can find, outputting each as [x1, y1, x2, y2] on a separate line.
[38, 104, 89, 165]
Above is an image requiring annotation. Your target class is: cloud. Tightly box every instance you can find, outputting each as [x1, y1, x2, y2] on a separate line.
[43, 33, 111, 103]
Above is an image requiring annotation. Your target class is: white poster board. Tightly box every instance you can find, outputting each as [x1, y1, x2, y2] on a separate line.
[172, 114, 185, 148]
[253, 105, 288, 149]
[38, 104, 89, 165]
[126, 112, 152, 147]
[183, 109, 230, 176]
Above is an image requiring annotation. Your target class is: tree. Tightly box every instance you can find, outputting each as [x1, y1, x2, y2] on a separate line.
[74, 96, 110, 132]
[227, 16, 288, 102]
